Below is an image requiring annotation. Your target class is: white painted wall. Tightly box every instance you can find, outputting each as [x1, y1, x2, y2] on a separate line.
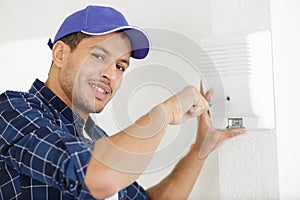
[271, 0, 300, 199]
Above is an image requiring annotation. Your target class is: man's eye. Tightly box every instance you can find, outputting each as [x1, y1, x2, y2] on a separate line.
[116, 64, 125, 72]
[92, 53, 104, 60]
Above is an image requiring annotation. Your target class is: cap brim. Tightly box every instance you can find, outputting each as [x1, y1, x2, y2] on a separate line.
[82, 26, 150, 59]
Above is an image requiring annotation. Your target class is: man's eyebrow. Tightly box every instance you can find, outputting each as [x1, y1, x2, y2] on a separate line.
[90, 45, 109, 54]
[120, 58, 130, 66]
[91, 45, 130, 66]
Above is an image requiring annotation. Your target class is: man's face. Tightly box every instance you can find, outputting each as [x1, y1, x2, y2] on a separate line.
[59, 32, 131, 117]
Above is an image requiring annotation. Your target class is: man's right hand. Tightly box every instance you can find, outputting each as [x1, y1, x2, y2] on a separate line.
[162, 85, 209, 125]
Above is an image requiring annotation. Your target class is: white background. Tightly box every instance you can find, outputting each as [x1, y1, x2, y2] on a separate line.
[271, 0, 300, 198]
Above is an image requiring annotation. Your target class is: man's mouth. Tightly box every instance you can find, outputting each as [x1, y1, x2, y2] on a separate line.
[89, 81, 112, 101]
[91, 84, 107, 94]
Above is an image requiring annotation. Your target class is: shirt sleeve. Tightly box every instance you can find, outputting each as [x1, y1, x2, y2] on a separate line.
[0, 92, 93, 199]
[123, 181, 150, 199]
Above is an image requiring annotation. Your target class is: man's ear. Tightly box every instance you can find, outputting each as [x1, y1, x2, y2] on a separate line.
[52, 41, 70, 68]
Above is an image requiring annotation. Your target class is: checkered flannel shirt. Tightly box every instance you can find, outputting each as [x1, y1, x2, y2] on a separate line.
[0, 79, 149, 200]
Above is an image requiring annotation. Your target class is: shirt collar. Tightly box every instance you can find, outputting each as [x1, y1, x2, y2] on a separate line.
[29, 79, 85, 129]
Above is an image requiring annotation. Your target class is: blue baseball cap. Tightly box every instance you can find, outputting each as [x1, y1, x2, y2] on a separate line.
[47, 5, 150, 59]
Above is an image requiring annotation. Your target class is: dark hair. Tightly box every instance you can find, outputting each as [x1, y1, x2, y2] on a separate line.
[59, 32, 92, 51]
[49, 31, 130, 68]
[59, 31, 129, 52]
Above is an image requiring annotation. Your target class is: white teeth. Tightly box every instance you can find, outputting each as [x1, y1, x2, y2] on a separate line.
[92, 85, 106, 94]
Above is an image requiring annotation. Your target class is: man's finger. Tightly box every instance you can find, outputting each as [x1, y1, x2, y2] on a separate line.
[205, 88, 214, 101]
[200, 81, 204, 96]
[200, 81, 214, 101]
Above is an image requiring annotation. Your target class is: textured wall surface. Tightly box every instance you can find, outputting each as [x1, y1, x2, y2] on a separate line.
[211, 0, 270, 35]
[219, 132, 279, 199]
[210, 0, 279, 199]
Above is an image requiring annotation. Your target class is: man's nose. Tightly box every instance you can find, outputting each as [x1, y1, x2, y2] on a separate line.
[101, 63, 117, 81]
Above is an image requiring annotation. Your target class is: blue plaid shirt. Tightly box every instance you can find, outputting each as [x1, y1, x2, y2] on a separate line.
[0, 79, 149, 200]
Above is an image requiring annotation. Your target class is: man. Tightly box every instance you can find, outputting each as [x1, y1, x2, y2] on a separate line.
[0, 5, 244, 200]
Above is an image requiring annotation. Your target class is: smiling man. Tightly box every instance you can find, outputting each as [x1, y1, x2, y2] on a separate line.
[0, 5, 244, 200]
[46, 31, 132, 121]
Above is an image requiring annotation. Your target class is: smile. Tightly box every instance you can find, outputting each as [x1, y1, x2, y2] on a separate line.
[91, 84, 107, 94]
[89, 81, 112, 101]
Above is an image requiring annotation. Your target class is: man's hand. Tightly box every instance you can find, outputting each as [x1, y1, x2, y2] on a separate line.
[194, 82, 245, 159]
[162, 85, 209, 125]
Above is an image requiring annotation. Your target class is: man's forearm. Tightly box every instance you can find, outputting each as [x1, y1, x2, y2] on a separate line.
[85, 104, 170, 199]
[147, 145, 206, 200]
[108, 103, 169, 153]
